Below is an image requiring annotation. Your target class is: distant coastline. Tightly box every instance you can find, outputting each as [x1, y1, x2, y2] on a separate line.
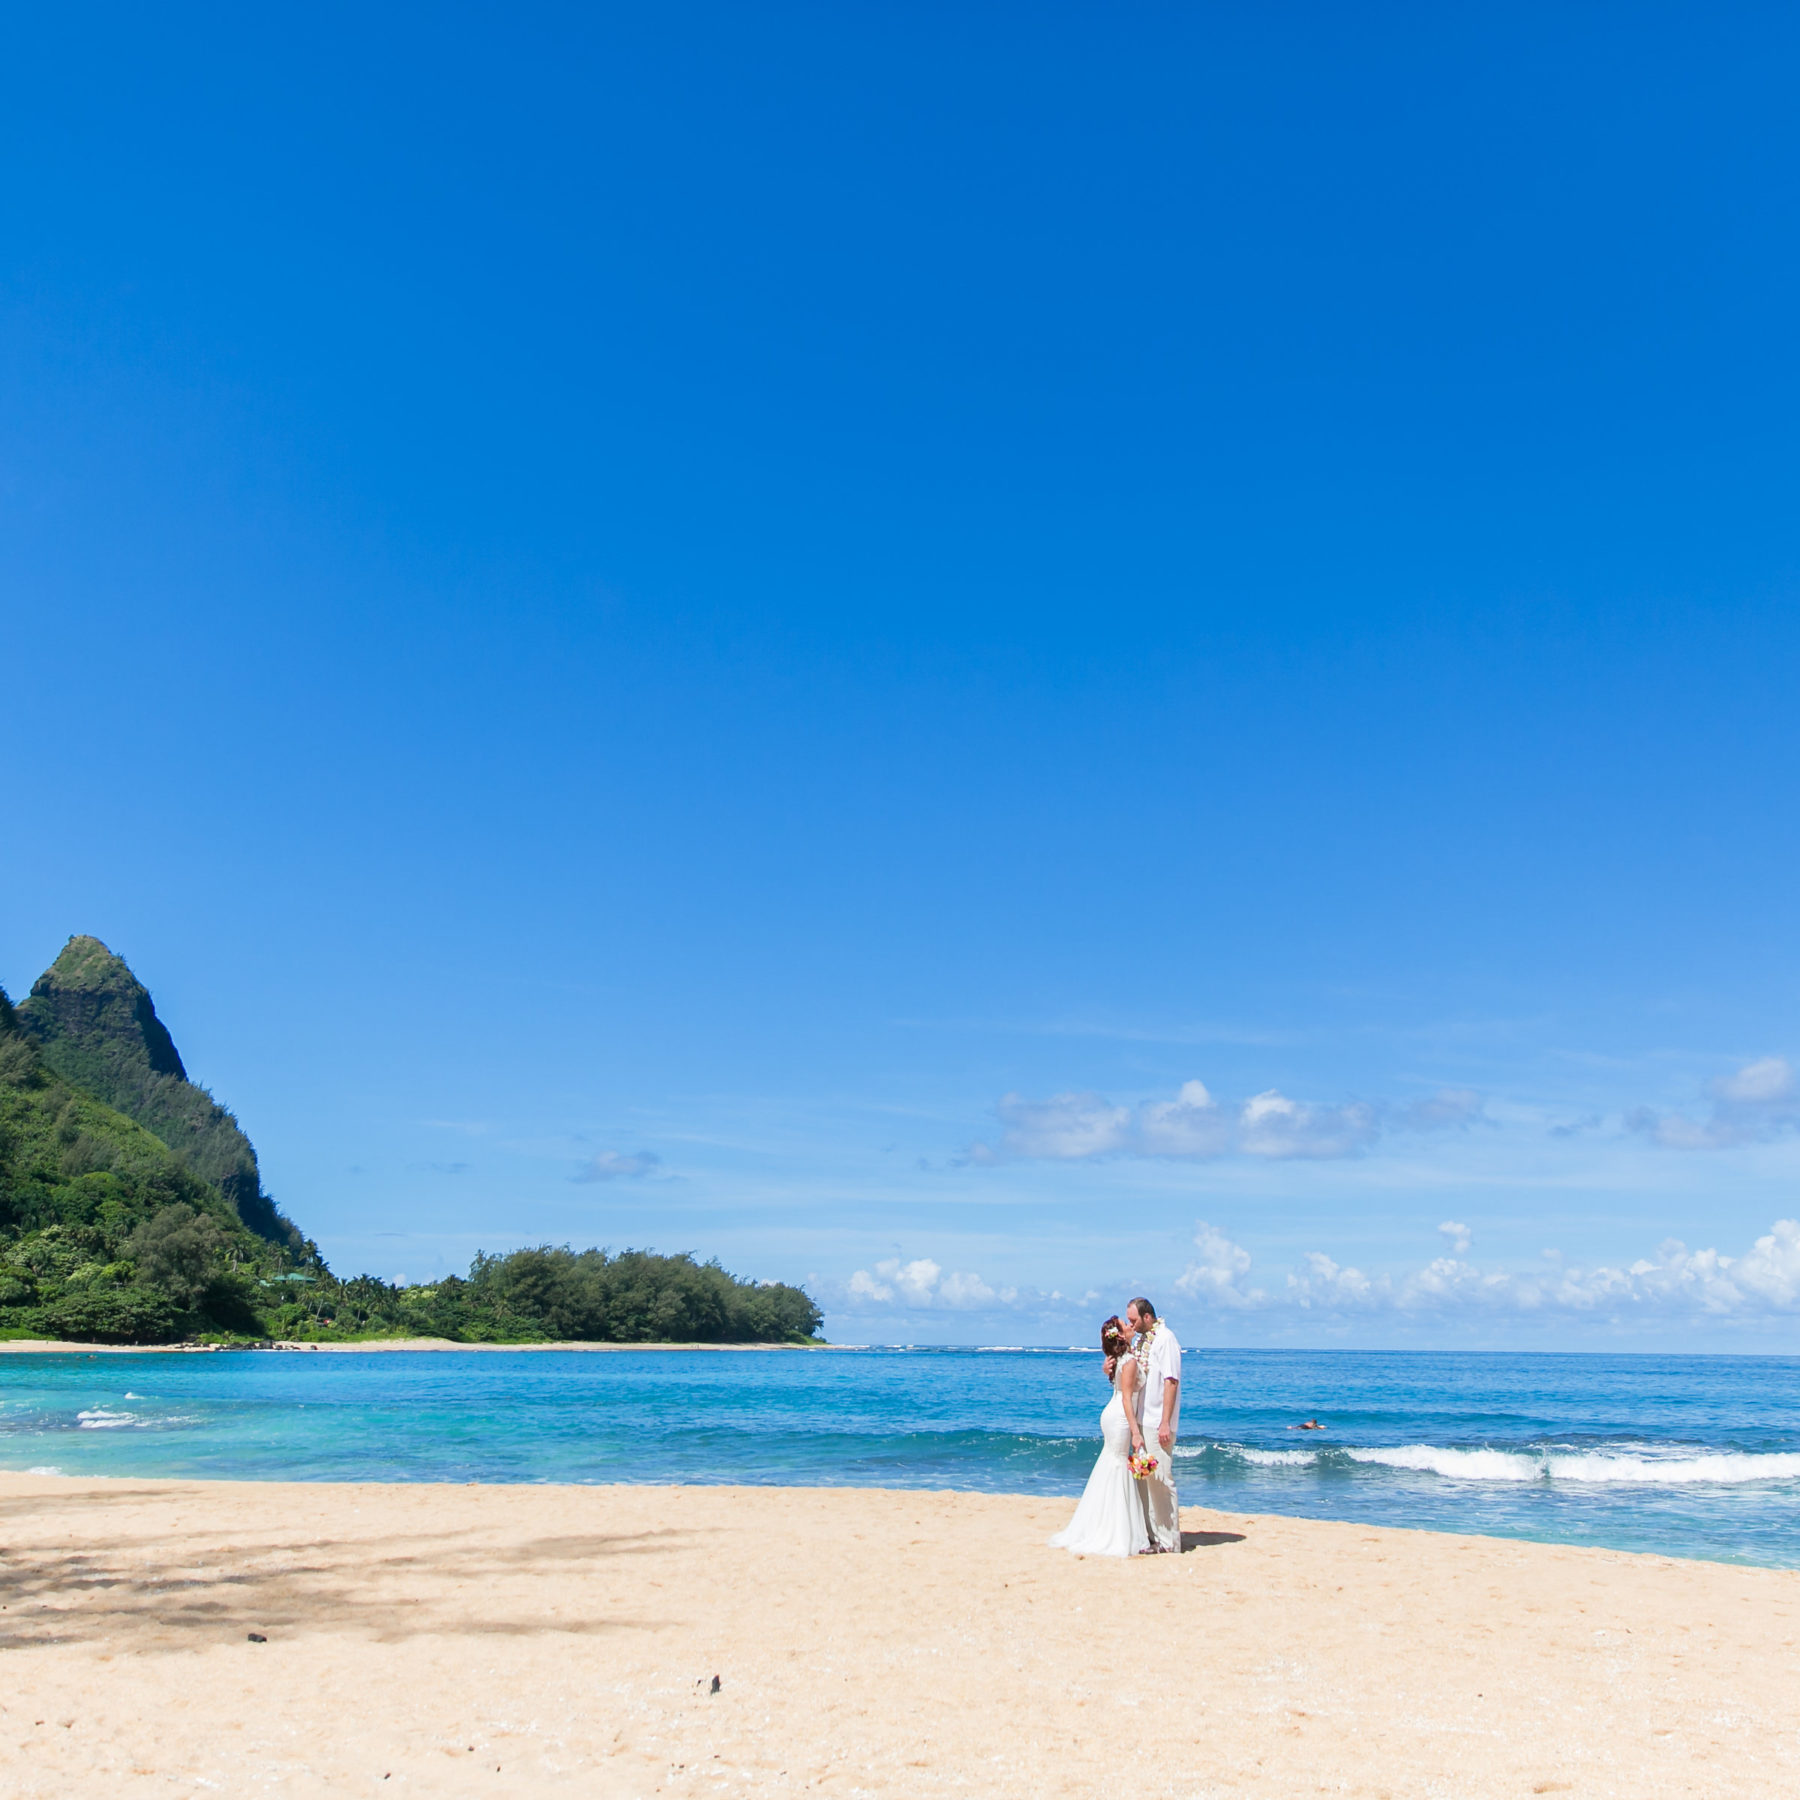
[0, 1336, 839, 1354]
[1, 939, 825, 1349]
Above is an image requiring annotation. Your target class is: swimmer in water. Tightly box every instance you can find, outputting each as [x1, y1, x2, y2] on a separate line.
[1287, 1418, 1325, 1430]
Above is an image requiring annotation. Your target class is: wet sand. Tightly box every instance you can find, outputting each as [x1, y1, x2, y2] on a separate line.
[0, 1473, 1793, 1797]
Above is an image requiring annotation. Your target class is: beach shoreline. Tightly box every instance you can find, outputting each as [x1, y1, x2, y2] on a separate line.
[1, 1472, 1791, 1797]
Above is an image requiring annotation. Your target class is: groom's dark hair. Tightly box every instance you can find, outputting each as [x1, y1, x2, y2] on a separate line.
[1129, 1296, 1156, 1321]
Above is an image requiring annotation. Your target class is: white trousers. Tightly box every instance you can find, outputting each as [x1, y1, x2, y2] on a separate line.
[1143, 1429, 1179, 1550]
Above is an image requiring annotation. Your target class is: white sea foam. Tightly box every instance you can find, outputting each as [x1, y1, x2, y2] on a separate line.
[26, 1466, 64, 1475]
[1348, 1445, 1540, 1481]
[1232, 1446, 1318, 1468]
[1345, 1443, 1800, 1486]
[1174, 1442, 1315, 1466]
[76, 1408, 141, 1430]
[1543, 1449, 1800, 1486]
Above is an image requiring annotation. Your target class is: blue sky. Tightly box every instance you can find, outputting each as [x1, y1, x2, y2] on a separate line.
[5, 4, 1800, 1347]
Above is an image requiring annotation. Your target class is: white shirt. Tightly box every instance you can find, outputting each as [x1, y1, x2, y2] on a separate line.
[1141, 1320, 1182, 1437]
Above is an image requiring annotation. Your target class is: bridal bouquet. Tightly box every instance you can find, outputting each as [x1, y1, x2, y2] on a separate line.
[1128, 1447, 1158, 1480]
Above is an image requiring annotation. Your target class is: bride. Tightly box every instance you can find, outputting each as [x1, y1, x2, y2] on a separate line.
[1050, 1315, 1152, 1557]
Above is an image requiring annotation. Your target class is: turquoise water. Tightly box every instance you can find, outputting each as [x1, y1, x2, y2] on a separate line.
[2, 1347, 1795, 1566]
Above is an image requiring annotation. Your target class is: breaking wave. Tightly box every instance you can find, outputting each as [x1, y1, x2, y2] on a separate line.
[1206, 1443, 1319, 1468]
[73, 1408, 202, 1432]
[1343, 1444, 1800, 1486]
[76, 1408, 141, 1430]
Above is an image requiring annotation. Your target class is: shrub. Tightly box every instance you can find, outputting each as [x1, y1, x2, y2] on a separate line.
[31, 1286, 183, 1344]
[125, 1204, 227, 1306]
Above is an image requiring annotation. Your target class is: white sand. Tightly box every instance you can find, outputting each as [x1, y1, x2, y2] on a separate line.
[0, 1474, 1793, 1797]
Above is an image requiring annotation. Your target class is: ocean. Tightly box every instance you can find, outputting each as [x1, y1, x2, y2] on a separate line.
[2, 1346, 1795, 1567]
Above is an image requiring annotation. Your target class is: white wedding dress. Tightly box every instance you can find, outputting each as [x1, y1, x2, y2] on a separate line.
[1049, 1366, 1151, 1557]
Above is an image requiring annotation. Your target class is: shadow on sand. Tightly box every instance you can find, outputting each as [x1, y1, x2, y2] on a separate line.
[0, 1507, 688, 1654]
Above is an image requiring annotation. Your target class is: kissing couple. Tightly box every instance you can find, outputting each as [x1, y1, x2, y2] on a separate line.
[1050, 1297, 1183, 1558]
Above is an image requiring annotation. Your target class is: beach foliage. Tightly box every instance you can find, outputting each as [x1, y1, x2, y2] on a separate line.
[258, 1248, 823, 1344]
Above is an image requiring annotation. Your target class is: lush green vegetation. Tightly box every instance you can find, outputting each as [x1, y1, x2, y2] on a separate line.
[0, 939, 823, 1346]
[261, 1247, 823, 1344]
[18, 937, 300, 1248]
[0, 1003, 300, 1341]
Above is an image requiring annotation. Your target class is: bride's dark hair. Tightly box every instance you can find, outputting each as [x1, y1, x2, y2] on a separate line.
[1101, 1315, 1131, 1359]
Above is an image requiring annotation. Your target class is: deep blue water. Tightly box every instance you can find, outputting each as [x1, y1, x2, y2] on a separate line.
[1, 1347, 1795, 1566]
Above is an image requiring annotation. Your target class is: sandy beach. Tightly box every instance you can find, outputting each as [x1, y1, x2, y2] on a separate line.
[0, 1475, 1793, 1797]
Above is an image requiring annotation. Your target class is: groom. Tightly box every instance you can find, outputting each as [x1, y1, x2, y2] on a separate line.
[1127, 1297, 1182, 1553]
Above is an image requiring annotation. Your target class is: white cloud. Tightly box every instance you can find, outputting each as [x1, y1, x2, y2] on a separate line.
[1238, 1090, 1380, 1159]
[1595, 1220, 1800, 1313]
[976, 1078, 1404, 1163]
[835, 1220, 1800, 1335]
[992, 1091, 1131, 1159]
[847, 1267, 891, 1302]
[1174, 1222, 1263, 1309]
[1732, 1219, 1800, 1305]
[938, 1270, 999, 1305]
[842, 1256, 1017, 1311]
[1719, 1057, 1795, 1104]
[1281, 1220, 1800, 1320]
[888, 1257, 942, 1304]
[1137, 1080, 1232, 1157]
[1628, 1056, 1800, 1149]
[1158, 1216, 1800, 1325]
[570, 1150, 661, 1183]
[1288, 1251, 1383, 1307]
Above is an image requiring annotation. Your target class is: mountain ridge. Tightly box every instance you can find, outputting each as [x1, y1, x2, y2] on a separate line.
[18, 936, 299, 1248]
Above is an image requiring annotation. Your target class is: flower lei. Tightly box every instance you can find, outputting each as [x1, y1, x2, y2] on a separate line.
[1133, 1317, 1158, 1385]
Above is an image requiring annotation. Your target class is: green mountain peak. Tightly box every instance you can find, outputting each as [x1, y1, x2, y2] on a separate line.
[18, 937, 297, 1247]
[23, 936, 188, 1079]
